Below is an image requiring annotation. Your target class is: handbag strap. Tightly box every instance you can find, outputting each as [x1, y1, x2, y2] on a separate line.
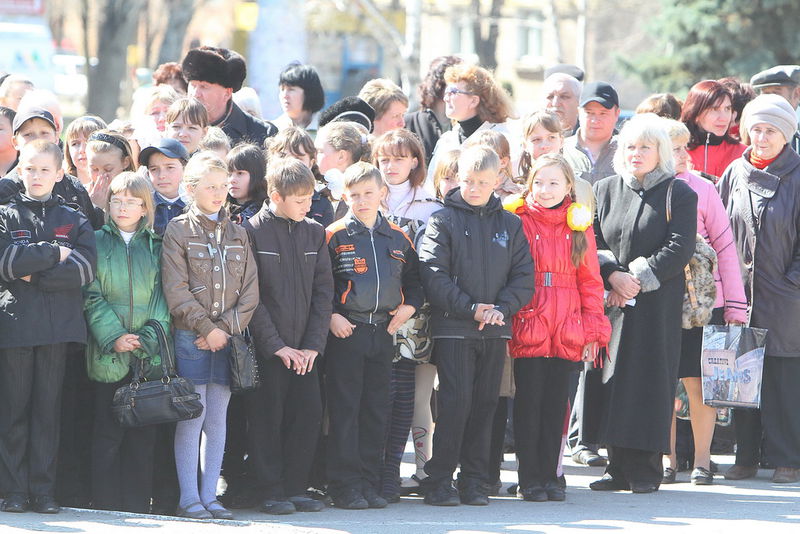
[144, 319, 176, 377]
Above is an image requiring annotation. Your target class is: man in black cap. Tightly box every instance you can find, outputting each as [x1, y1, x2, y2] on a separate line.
[181, 46, 277, 146]
[562, 81, 620, 186]
[751, 65, 800, 153]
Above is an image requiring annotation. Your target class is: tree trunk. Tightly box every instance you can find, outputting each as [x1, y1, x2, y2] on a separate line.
[156, 0, 197, 67]
[471, 0, 503, 71]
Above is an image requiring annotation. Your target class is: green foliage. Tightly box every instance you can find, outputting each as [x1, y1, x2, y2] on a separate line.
[617, 0, 800, 93]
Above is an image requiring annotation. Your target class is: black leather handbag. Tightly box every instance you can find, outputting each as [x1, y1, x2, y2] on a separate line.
[229, 329, 259, 394]
[112, 320, 203, 427]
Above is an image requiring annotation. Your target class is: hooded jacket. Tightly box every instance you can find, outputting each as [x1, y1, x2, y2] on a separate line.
[83, 220, 170, 382]
[717, 146, 800, 357]
[161, 205, 259, 337]
[244, 206, 334, 358]
[510, 198, 610, 361]
[0, 192, 97, 348]
[418, 188, 535, 339]
[326, 211, 423, 325]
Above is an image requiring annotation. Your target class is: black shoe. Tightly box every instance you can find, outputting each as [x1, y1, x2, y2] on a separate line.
[220, 489, 259, 510]
[458, 481, 489, 506]
[488, 480, 502, 496]
[630, 482, 658, 494]
[662, 467, 677, 484]
[572, 449, 607, 467]
[361, 485, 388, 509]
[31, 495, 60, 514]
[691, 467, 714, 485]
[589, 475, 629, 491]
[422, 479, 460, 507]
[288, 495, 325, 512]
[381, 492, 400, 504]
[506, 483, 518, 495]
[520, 486, 547, 502]
[259, 499, 295, 515]
[332, 488, 368, 510]
[544, 481, 566, 502]
[1, 494, 28, 513]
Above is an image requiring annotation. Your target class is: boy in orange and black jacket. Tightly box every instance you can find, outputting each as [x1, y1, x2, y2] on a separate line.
[325, 162, 422, 510]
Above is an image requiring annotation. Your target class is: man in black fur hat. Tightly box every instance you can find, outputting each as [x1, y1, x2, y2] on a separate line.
[182, 46, 277, 146]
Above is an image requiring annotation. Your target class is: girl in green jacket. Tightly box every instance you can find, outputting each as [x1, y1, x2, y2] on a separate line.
[83, 171, 171, 513]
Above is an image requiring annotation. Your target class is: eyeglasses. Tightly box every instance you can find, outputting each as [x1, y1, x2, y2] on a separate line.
[109, 199, 144, 209]
[444, 86, 474, 97]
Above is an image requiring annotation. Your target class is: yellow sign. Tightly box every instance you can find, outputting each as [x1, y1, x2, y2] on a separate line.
[235, 2, 259, 32]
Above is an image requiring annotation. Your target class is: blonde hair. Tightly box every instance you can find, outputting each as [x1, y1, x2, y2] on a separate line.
[318, 121, 371, 164]
[662, 118, 691, 145]
[86, 130, 135, 172]
[519, 109, 563, 178]
[444, 64, 516, 123]
[613, 113, 675, 177]
[527, 154, 587, 267]
[166, 97, 209, 128]
[144, 85, 179, 115]
[464, 130, 511, 180]
[183, 151, 228, 190]
[64, 115, 107, 175]
[199, 126, 231, 155]
[108, 171, 156, 229]
[358, 78, 408, 119]
[432, 148, 460, 200]
[343, 161, 384, 190]
[457, 146, 500, 177]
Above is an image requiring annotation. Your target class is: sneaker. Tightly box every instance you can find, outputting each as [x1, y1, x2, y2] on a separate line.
[288, 495, 325, 512]
[690, 467, 714, 485]
[423, 479, 460, 507]
[260, 499, 295, 515]
[332, 488, 368, 510]
[572, 449, 607, 467]
[662, 467, 677, 484]
[361, 485, 388, 509]
[458, 482, 489, 506]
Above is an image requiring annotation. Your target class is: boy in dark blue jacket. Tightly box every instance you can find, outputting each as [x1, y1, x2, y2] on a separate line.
[0, 141, 96, 514]
[418, 147, 534, 506]
[325, 162, 422, 510]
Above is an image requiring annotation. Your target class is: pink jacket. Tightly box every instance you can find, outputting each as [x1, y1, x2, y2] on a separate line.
[677, 171, 747, 323]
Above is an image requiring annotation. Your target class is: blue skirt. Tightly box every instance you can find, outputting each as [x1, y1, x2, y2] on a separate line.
[174, 329, 231, 386]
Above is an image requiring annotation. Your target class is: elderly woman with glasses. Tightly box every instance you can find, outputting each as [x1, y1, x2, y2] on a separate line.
[424, 64, 518, 193]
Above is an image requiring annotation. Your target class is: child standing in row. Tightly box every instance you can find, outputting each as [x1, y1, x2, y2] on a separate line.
[372, 129, 440, 502]
[509, 154, 610, 502]
[0, 140, 97, 514]
[161, 152, 259, 520]
[418, 147, 534, 506]
[325, 162, 423, 509]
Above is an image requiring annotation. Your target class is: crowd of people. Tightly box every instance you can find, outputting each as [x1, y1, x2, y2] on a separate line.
[0, 43, 799, 519]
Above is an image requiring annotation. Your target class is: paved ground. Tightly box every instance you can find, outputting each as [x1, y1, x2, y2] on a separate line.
[3, 452, 799, 533]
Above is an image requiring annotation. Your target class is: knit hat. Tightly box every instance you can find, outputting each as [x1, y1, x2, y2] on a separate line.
[318, 96, 375, 132]
[741, 94, 798, 144]
[181, 47, 247, 92]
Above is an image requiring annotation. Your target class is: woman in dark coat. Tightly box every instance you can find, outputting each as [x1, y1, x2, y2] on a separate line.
[590, 114, 697, 493]
[717, 94, 800, 484]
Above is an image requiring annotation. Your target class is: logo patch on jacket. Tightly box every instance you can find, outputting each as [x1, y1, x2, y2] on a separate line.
[493, 230, 509, 248]
[354, 257, 368, 274]
[336, 244, 355, 254]
[11, 230, 31, 241]
[54, 224, 74, 240]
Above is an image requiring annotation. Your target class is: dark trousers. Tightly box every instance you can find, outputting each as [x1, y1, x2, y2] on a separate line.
[732, 408, 762, 467]
[246, 357, 322, 499]
[0, 343, 68, 497]
[222, 394, 248, 491]
[424, 337, 506, 485]
[55, 344, 94, 506]
[761, 356, 800, 468]
[326, 323, 393, 494]
[488, 397, 509, 484]
[91, 379, 156, 513]
[606, 446, 663, 487]
[381, 357, 416, 495]
[568, 364, 603, 454]
[514, 358, 572, 490]
[150, 423, 178, 513]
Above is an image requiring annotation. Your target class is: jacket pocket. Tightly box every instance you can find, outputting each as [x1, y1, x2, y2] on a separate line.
[187, 244, 212, 276]
[558, 311, 586, 355]
[225, 245, 246, 279]
[512, 309, 550, 354]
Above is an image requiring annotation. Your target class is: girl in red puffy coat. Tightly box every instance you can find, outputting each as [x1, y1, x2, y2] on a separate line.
[509, 153, 611, 502]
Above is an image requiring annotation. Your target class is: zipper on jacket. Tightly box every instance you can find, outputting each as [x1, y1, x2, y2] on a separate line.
[704, 132, 710, 175]
[127, 241, 134, 334]
[369, 228, 380, 321]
